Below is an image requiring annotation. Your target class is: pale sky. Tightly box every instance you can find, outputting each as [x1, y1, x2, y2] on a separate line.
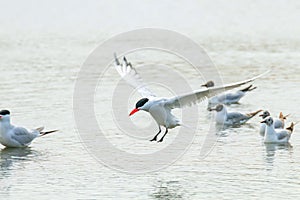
[0, 0, 300, 40]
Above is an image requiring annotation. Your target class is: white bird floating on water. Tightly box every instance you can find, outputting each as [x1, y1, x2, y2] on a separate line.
[114, 53, 268, 142]
[202, 80, 257, 106]
[259, 110, 290, 136]
[261, 116, 296, 144]
[0, 110, 58, 148]
[209, 104, 262, 125]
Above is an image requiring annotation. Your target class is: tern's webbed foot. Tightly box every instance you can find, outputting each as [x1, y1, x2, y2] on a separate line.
[150, 136, 157, 142]
[157, 138, 164, 143]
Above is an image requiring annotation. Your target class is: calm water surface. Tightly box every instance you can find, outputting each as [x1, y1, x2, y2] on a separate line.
[1, 4, 300, 199]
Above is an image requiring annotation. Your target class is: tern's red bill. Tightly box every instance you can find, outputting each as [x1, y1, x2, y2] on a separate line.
[129, 108, 139, 116]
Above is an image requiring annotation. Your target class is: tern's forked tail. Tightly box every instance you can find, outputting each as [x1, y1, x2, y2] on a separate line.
[39, 129, 59, 136]
[240, 85, 257, 93]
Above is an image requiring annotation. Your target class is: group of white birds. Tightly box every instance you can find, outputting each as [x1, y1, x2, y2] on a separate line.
[114, 54, 297, 144]
[205, 87, 296, 144]
[0, 54, 296, 148]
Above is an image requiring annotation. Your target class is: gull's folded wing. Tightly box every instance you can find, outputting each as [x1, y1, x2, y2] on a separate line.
[11, 127, 37, 146]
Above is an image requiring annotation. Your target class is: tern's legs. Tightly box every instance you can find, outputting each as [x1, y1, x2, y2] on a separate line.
[158, 128, 168, 143]
[150, 125, 161, 141]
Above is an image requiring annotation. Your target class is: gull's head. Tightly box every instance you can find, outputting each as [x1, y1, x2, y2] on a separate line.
[0, 110, 10, 122]
[201, 80, 215, 88]
[209, 104, 224, 112]
[259, 110, 270, 119]
[260, 116, 273, 126]
[129, 98, 149, 116]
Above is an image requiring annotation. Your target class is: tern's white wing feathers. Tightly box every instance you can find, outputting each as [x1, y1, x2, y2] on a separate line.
[114, 53, 156, 97]
[166, 71, 269, 109]
[221, 69, 270, 89]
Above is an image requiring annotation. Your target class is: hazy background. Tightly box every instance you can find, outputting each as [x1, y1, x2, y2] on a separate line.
[0, 0, 300, 199]
[1, 0, 300, 38]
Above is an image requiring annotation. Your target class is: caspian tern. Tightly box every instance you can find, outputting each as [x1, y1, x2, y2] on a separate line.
[261, 116, 295, 143]
[114, 53, 268, 142]
[202, 80, 257, 106]
[0, 110, 58, 148]
[259, 111, 290, 136]
[209, 104, 262, 125]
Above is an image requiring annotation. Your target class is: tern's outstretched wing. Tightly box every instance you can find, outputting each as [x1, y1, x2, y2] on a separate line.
[166, 71, 269, 109]
[114, 53, 156, 98]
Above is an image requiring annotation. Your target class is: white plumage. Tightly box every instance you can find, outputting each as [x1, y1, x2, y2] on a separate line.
[0, 110, 58, 148]
[259, 110, 289, 136]
[202, 80, 257, 106]
[209, 104, 262, 125]
[114, 53, 268, 142]
[261, 116, 295, 144]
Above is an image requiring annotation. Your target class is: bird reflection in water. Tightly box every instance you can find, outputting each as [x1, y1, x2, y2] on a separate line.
[264, 143, 293, 169]
[0, 147, 40, 174]
[0, 147, 41, 195]
[150, 180, 184, 200]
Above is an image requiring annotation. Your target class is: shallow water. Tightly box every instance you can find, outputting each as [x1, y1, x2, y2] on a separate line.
[1, 1, 300, 199]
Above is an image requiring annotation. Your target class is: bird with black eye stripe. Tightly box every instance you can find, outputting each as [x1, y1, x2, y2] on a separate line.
[114, 53, 269, 142]
[0, 110, 58, 148]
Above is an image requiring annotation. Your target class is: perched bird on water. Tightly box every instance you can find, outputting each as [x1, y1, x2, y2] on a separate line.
[259, 110, 290, 136]
[202, 80, 257, 106]
[261, 116, 296, 144]
[114, 53, 269, 142]
[0, 110, 58, 148]
[209, 104, 262, 125]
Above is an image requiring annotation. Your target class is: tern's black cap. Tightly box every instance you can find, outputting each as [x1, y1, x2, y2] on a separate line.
[0, 110, 10, 115]
[136, 98, 149, 108]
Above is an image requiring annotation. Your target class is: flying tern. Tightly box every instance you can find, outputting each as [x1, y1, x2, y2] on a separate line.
[114, 54, 268, 142]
